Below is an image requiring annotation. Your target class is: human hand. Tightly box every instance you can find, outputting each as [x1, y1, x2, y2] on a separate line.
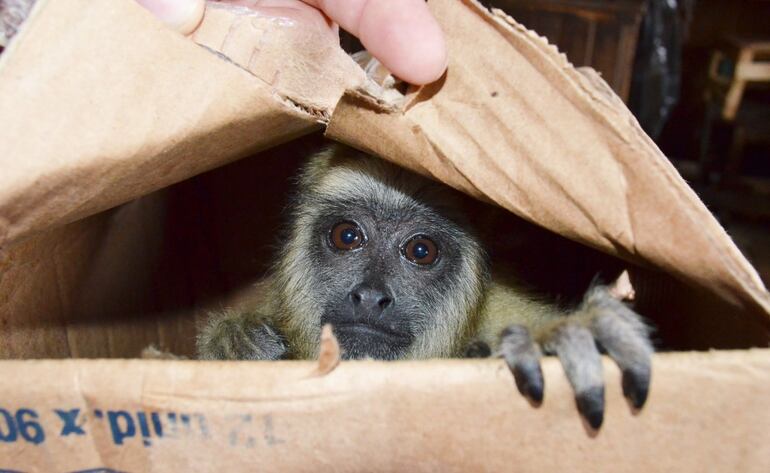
[136, 0, 447, 85]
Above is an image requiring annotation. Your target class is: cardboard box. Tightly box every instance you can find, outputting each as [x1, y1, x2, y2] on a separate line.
[0, 0, 768, 471]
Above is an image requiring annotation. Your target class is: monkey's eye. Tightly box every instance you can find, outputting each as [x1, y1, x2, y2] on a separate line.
[330, 221, 365, 250]
[402, 236, 439, 265]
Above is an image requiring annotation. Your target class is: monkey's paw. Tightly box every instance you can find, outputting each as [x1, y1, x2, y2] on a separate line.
[500, 285, 652, 430]
[197, 310, 287, 361]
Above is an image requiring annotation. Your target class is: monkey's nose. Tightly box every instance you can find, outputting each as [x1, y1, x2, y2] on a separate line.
[349, 283, 394, 316]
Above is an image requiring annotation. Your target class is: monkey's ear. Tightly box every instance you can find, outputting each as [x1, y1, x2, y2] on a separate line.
[310, 324, 341, 377]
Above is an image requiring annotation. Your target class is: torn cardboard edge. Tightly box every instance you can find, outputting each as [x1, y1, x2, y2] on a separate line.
[0, 2, 769, 469]
[0, 350, 767, 471]
[0, 1, 768, 336]
[190, 1, 770, 325]
[0, 0, 770, 327]
[326, 0, 770, 323]
[0, 0, 362, 246]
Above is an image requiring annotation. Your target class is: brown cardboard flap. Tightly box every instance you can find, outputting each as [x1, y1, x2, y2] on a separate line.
[0, 0, 363, 247]
[191, 1, 365, 115]
[0, 350, 768, 471]
[3, 0, 767, 324]
[326, 0, 770, 321]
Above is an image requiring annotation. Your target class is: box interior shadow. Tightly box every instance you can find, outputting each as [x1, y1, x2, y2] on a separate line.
[3, 134, 766, 360]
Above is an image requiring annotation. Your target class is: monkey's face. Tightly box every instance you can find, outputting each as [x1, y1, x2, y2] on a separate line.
[313, 205, 469, 360]
[277, 148, 489, 360]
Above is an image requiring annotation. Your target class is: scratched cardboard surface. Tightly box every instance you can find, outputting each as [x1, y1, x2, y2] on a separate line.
[1, 352, 769, 472]
[0, 0, 770, 471]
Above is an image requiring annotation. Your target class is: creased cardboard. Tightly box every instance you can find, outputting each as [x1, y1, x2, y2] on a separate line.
[191, 1, 365, 115]
[1, 351, 768, 472]
[0, 0, 361, 247]
[0, 0, 769, 470]
[326, 0, 770, 323]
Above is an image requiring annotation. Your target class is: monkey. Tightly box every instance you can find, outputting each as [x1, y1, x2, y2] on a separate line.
[198, 144, 653, 429]
[1, 0, 652, 429]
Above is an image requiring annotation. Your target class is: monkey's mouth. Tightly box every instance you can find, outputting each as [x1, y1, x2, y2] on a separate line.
[332, 322, 411, 342]
[321, 316, 413, 360]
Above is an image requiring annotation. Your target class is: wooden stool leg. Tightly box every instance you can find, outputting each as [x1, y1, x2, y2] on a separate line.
[722, 49, 754, 120]
[698, 102, 719, 183]
[724, 126, 748, 185]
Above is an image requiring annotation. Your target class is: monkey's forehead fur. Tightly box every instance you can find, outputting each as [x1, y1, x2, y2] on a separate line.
[295, 145, 470, 224]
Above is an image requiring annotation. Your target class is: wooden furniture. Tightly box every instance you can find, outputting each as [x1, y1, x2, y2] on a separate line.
[707, 38, 770, 121]
[491, 0, 647, 101]
[701, 37, 770, 183]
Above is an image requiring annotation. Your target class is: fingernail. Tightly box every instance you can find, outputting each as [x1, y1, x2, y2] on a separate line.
[136, 0, 205, 35]
[512, 362, 544, 404]
[576, 387, 605, 430]
[622, 368, 650, 409]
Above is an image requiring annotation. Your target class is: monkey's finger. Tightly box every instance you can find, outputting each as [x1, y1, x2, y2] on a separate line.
[500, 325, 544, 404]
[544, 324, 605, 430]
[586, 287, 653, 409]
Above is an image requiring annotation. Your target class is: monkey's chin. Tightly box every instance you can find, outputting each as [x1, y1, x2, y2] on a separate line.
[330, 323, 412, 361]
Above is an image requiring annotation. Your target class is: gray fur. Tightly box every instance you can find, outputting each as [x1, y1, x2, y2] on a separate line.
[198, 145, 654, 426]
[198, 309, 286, 361]
[200, 145, 489, 361]
[543, 323, 604, 395]
[500, 325, 544, 402]
[276, 146, 489, 360]
[545, 323, 605, 429]
[586, 285, 653, 408]
[499, 283, 653, 426]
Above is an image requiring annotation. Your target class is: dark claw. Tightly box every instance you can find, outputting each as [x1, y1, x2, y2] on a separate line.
[622, 368, 651, 409]
[576, 387, 605, 430]
[511, 362, 544, 404]
[500, 324, 543, 404]
[464, 340, 492, 358]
